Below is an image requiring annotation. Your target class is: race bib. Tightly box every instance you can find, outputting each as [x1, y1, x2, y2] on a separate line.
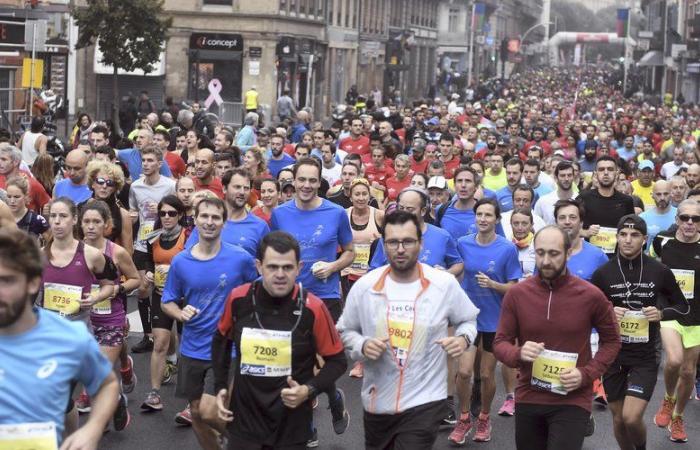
[240, 328, 292, 377]
[590, 227, 617, 253]
[138, 221, 155, 242]
[619, 310, 649, 344]
[531, 349, 578, 395]
[351, 244, 371, 271]
[43, 283, 82, 316]
[387, 301, 415, 367]
[91, 284, 111, 315]
[0, 422, 57, 450]
[154, 264, 170, 290]
[671, 269, 695, 300]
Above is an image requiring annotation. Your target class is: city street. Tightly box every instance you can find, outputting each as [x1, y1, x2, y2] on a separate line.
[99, 332, 700, 449]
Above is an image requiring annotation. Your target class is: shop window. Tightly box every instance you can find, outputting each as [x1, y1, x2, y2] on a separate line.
[203, 0, 230, 5]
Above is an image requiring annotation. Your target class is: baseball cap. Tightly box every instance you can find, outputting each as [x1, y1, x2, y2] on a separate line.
[281, 180, 295, 191]
[617, 214, 647, 235]
[638, 160, 655, 171]
[497, 137, 510, 146]
[427, 176, 447, 190]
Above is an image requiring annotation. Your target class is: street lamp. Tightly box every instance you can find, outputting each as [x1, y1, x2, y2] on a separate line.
[520, 21, 554, 48]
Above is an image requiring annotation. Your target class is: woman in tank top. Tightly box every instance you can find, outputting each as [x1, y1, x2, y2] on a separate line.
[87, 160, 133, 255]
[40, 197, 113, 324]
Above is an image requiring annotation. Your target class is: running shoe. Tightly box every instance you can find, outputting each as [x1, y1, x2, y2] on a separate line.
[585, 414, 595, 437]
[141, 390, 163, 412]
[592, 378, 608, 407]
[113, 393, 131, 431]
[349, 361, 363, 378]
[669, 416, 688, 443]
[162, 360, 177, 385]
[497, 396, 515, 416]
[120, 355, 137, 394]
[654, 397, 676, 428]
[75, 390, 91, 414]
[328, 388, 350, 435]
[175, 405, 192, 426]
[472, 413, 491, 442]
[448, 415, 472, 445]
[306, 428, 319, 448]
[131, 335, 153, 353]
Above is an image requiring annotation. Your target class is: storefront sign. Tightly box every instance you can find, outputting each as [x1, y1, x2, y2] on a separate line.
[190, 33, 243, 52]
[249, 47, 262, 58]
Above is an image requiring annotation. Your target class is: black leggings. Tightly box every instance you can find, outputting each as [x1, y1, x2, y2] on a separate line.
[514, 403, 589, 450]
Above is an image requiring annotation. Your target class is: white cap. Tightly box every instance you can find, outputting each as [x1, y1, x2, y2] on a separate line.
[427, 176, 447, 190]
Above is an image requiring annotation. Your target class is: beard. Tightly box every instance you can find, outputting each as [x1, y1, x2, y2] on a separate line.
[0, 297, 28, 328]
[388, 253, 419, 275]
[537, 261, 567, 282]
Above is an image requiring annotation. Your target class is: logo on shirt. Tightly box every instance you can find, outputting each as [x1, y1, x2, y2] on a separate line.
[218, 274, 228, 288]
[36, 359, 58, 379]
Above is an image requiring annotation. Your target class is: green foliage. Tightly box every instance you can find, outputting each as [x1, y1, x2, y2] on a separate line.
[72, 0, 172, 74]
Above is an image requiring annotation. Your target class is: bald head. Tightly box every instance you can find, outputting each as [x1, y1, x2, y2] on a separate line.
[687, 163, 700, 189]
[534, 226, 571, 281]
[65, 149, 88, 184]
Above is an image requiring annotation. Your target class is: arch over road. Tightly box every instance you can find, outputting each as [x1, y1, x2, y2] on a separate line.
[548, 32, 636, 66]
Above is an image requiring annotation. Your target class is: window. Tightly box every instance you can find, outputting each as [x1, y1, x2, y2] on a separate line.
[448, 7, 459, 32]
[280, 0, 287, 13]
[203, 0, 230, 5]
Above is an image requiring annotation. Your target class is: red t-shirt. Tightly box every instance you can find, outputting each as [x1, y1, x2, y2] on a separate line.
[0, 171, 50, 213]
[339, 135, 370, 156]
[385, 174, 412, 202]
[165, 151, 186, 178]
[364, 164, 395, 188]
[409, 157, 429, 174]
[193, 176, 225, 199]
[283, 143, 296, 157]
[443, 157, 460, 179]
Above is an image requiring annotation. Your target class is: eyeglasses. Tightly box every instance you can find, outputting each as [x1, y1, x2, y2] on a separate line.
[384, 238, 419, 250]
[678, 214, 700, 223]
[95, 177, 116, 187]
[159, 210, 179, 218]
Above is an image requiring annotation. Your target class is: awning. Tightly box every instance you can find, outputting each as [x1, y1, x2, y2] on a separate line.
[93, 42, 166, 76]
[637, 50, 664, 67]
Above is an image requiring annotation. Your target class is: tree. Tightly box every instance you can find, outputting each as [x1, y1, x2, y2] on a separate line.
[72, 0, 171, 136]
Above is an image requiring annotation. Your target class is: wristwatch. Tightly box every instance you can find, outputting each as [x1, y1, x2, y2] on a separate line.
[459, 334, 471, 349]
[306, 383, 319, 400]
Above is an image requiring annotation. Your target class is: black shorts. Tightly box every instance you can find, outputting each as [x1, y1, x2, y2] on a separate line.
[321, 298, 342, 324]
[364, 399, 445, 450]
[151, 291, 175, 331]
[133, 250, 151, 271]
[175, 355, 216, 402]
[475, 332, 496, 353]
[603, 358, 659, 402]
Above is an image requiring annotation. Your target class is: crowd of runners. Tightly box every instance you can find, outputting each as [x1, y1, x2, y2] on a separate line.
[1, 65, 700, 450]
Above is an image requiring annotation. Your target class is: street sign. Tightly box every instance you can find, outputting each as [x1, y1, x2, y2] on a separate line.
[24, 20, 47, 52]
[21, 58, 43, 88]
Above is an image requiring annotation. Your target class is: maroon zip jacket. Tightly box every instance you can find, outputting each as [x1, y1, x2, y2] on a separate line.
[493, 272, 620, 413]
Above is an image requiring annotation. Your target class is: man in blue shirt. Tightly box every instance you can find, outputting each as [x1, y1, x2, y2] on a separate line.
[0, 228, 118, 449]
[270, 157, 353, 436]
[266, 133, 295, 177]
[53, 149, 92, 204]
[555, 199, 608, 281]
[162, 197, 257, 449]
[186, 168, 270, 257]
[370, 187, 463, 276]
[496, 159, 525, 213]
[640, 180, 677, 253]
[117, 128, 172, 179]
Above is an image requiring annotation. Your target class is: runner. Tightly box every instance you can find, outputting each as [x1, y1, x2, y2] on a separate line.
[493, 225, 621, 450]
[338, 210, 479, 449]
[369, 187, 463, 276]
[496, 158, 525, 213]
[250, 178, 280, 226]
[161, 197, 257, 450]
[270, 157, 353, 438]
[653, 199, 700, 443]
[640, 180, 676, 253]
[87, 160, 133, 254]
[554, 199, 609, 281]
[175, 176, 196, 230]
[5, 176, 49, 241]
[129, 145, 176, 354]
[140, 195, 188, 413]
[591, 214, 689, 450]
[79, 200, 141, 423]
[510, 208, 537, 278]
[187, 167, 269, 257]
[212, 231, 347, 449]
[453, 198, 522, 442]
[501, 184, 546, 240]
[53, 150, 92, 205]
[0, 227, 119, 450]
[534, 161, 577, 225]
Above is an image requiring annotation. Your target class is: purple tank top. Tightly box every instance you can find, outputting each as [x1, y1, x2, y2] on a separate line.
[41, 241, 96, 323]
[89, 240, 126, 327]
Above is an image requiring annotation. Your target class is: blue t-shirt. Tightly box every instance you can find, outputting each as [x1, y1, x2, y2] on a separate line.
[266, 152, 296, 178]
[640, 207, 676, 252]
[457, 234, 522, 332]
[439, 198, 505, 240]
[567, 241, 609, 281]
[533, 182, 554, 199]
[271, 199, 353, 299]
[117, 148, 172, 179]
[53, 179, 92, 204]
[496, 186, 515, 212]
[0, 308, 112, 445]
[186, 213, 270, 257]
[162, 243, 257, 360]
[369, 223, 462, 270]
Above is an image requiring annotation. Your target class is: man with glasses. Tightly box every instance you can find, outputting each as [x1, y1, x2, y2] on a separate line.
[369, 186, 463, 276]
[652, 200, 700, 443]
[338, 210, 479, 449]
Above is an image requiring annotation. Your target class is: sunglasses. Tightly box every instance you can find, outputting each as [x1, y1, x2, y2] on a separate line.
[158, 210, 179, 218]
[94, 177, 116, 187]
[678, 214, 700, 223]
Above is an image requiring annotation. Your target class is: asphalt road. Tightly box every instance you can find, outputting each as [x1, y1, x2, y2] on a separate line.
[95, 331, 700, 450]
